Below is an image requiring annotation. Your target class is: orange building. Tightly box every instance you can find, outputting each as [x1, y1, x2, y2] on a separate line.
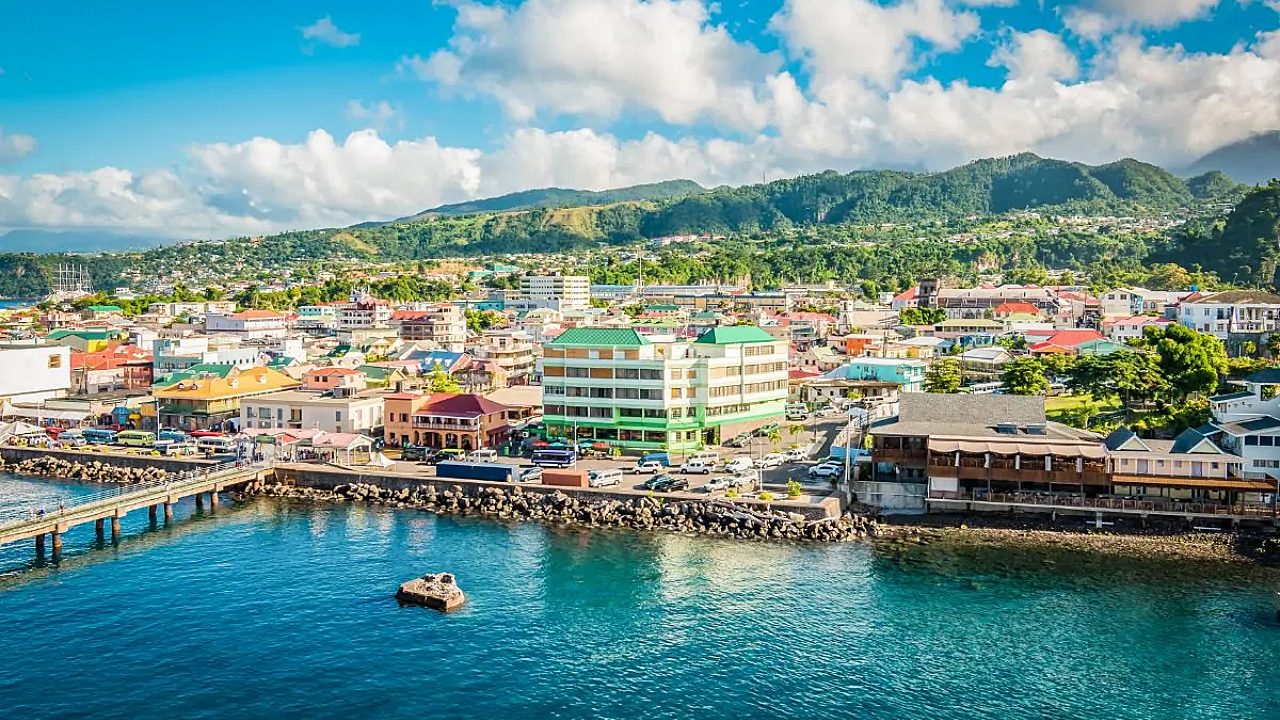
[384, 392, 515, 451]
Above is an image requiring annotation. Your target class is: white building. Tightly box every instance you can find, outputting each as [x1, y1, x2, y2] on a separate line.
[147, 301, 237, 319]
[517, 274, 590, 312]
[240, 390, 385, 435]
[1102, 316, 1171, 343]
[1100, 287, 1185, 319]
[0, 344, 72, 403]
[392, 303, 466, 352]
[205, 310, 289, 339]
[1207, 369, 1280, 486]
[152, 336, 262, 375]
[338, 294, 393, 331]
[1179, 290, 1280, 340]
[296, 304, 339, 333]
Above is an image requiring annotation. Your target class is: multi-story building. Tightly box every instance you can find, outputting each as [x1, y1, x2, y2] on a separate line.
[0, 344, 72, 403]
[152, 366, 300, 432]
[338, 293, 394, 331]
[392, 304, 466, 351]
[821, 357, 927, 393]
[471, 330, 536, 386]
[1178, 290, 1280, 340]
[516, 274, 590, 312]
[296, 304, 339, 333]
[147, 301, 237, 319]
[384, 392, 514, 450]
[1100, 287, 1184, 318]
[540, 326, 788, 453]
[70, 345, 154, 395]
[152, 336, 261, 377]
[205, 310, 289, 339]
[239, 369, 384, 435]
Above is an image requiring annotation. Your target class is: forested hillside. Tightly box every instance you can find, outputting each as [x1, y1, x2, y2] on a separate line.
[1159, 181, 1280, 286]
[397, 179, 705, 220]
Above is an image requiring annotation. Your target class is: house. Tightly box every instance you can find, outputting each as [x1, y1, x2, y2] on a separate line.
[152, 365, 301, 432]
[1178, 289, 1280, 341]
[384, 392, 515, 450]
[70, 345, 153, 395]
[1102, 316, 1172, 343]
[240, 383, 385, 436]
[45, 328, 126, 353]
[955, 346, 1013, 380]
[1025, 329, 1106, 356]
[0, 344, 72, 403]
[797, 345, 845, 373]
[822, 357, 927, 393]
[1104, 427, 1260, 505]
[992, 302, 1041, 321]
[82, 305, 124, 320]
[867, 394, 1106, 511]
[890, 287, 918, 310]
[205, 310, 289, 339]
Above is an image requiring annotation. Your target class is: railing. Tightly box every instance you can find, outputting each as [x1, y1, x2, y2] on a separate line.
[928, 490, 1276, 517]
[0, 459, 270, 539]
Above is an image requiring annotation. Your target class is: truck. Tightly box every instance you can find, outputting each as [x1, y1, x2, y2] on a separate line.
[434, 461, 520, 484]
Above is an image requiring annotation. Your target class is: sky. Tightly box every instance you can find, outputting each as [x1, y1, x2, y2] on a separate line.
[2, 0, 1280, 239]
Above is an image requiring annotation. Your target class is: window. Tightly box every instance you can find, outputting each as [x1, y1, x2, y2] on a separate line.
[335, 411, 343, 422]
[245, 407, 255, 419]
[615, 388, 639, 400]
[639, 369, 663, 380]
[566, 367, 591, 378]
[48, 353, 62, 369]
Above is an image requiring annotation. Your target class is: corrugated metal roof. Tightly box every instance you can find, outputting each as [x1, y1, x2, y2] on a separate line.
[546, 327, 651, 347]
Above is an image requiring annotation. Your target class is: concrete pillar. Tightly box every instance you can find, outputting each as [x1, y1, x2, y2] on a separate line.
[35, 533, 45, 557]
[111, 515, 121, 543]
[195, 492, 204, 510]
[51, 530, 63, 558]
[163, 502, 173, 524]
[209, 490, 219, 508]
[95, 518, 105, 540]
[149, 504, 157, 524]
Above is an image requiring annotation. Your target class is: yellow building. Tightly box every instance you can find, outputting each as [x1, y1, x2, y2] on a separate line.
[152, 366, 300, 432]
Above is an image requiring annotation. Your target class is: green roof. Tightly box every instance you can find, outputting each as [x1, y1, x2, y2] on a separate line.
[694, 325, 776, 345]
[647, 304, 681, 311]
[547, 327, 651, 347]
[87, 305, 123, 312]
[153, 364, 237, 387]
[357, 365, 400, 381]
[47, 329, 119, 341]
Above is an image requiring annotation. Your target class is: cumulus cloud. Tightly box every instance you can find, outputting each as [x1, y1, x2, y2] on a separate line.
[406, 0, 778, 129]
[301, 16, 361, 50]
[0, 129, 37, 164]
[346, 100, 403, 131]
[1062, 0, 1223, 39]
[988, 29, 1080, 82]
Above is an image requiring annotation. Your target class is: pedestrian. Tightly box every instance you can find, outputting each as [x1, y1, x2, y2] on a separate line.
[58, 501, 65, 515]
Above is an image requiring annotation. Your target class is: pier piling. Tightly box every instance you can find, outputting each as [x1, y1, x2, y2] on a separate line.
[209, 491, 219, 509]
[149, 505, 157, 524]
[51, 530, 62, 559]
[34, 533, 45, 558]
[163, 502, 173, 524]
[195, 493, 203, 511]
[95, 518, 104, 540]
[110, 515, 121, 544]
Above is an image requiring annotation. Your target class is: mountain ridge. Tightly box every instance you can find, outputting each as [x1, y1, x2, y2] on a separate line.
[1182, 131, 1280, 186]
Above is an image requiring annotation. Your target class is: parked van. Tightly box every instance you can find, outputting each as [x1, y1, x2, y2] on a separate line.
[725, 456, 755, 473]
[466, 448, 498, 463]
[687, 450, 721, 466]
[587, 469, 624, 488]
[785, 403, 810, 421]
[58, 429, 87, 447]
[638, 452, 671, 467]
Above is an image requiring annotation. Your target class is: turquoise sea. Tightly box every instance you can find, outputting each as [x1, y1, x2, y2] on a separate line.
[1, 473, 1278, 720]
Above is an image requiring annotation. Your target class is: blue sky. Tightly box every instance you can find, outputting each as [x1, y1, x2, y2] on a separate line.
[2, 0, 1279, 238]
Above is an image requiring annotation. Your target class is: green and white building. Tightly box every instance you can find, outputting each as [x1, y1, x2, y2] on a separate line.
[541, 326, 788, 454]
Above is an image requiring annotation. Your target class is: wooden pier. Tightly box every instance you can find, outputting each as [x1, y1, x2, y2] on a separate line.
[0, 461, 272, 560]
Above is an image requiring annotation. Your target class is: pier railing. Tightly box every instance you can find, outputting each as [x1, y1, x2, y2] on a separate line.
[929, 490, 1277, 517]
[0, 460, 270, 538]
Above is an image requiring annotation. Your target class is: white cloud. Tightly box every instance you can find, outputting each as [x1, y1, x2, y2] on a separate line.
[407, 0, 778, 129]
[771, 0, 981, 90]
[0, 129, 37, 164]
[300, 16, 361, 50]
[346, 100, 403, 131]
[988, 30, 1080, 82]
[1062, 0, 1222, 39]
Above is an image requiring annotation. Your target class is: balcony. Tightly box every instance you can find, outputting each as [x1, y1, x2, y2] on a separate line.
[411, 418, 480, 431]
[874, 448, 928, 464]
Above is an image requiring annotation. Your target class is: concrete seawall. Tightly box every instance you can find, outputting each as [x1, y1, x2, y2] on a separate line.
[273, 464, 843, 521]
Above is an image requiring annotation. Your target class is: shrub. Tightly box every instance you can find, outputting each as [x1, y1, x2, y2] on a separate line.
[725, 488, 740, 499]
[759, 492, 775, 501]
[786, 480, 802, 498]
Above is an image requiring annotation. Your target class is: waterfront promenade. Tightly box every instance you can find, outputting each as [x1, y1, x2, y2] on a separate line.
[0, 461, 271, 559]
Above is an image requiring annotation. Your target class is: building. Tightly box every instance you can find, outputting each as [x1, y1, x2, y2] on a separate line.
[515, 274, 590, 312]
[471, 330, 537, 386]
[867, 394, 1106, 510]
[240, 380, 385, 435]
[338, 293, 394, 331]
[70, 345, 153, 395]
[147, 301, 237, 319]
[1104, 427, 1262, 505]
[205, 310, 289, 339]
[1102, 316, 1172, 343]
[384, 392, 514, 450]
[45, 328, 126, 353]
[540, 326, 788, 453]
[152, 336, 261, 376]
[152, 366, 301, 432]
[296, 304, 339, 333]
[1178, 289, 1280, 341]
[392, 304, 466, 351]
[0, 344, 72, 403]
[821, 357, 927, 393]
[1100, 287, 1184, 318]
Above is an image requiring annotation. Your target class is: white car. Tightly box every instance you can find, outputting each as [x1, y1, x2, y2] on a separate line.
[724, 457, 755, 473]
[816, 405, 843, 417]
[808, 462, 845, 479]
[703, 475, 735, 493]
[588, 469, 624, 487]
[730, 470, 760, 489]
[633, 460, 664, 474]
[784, 447, 809, 462]
[679, 461, 714, 475]
[759, 453, 786, 468]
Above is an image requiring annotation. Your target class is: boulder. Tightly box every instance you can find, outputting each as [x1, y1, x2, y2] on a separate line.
[395, 572, 466, 612]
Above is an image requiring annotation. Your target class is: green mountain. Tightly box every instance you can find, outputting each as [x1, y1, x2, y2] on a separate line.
[396, 179, 706, 221]
[1163, 182, 1280, 286]
[1186, 171, 1245, 200]
[1183, 131, 1280, 186]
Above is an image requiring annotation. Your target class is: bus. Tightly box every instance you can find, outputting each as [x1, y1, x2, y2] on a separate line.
[967, 381, 1007, 395]
[530, 449, 577, 468]
[158, 430, 188, 443]
[117, 430, 157, 447]
[196, 436, 237, 455]
[82, 428, 119, 444]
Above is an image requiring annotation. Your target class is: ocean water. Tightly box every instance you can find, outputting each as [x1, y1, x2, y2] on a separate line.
[1, 474, 1278, 720]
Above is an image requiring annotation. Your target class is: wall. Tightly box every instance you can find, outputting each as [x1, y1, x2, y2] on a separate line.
[0, 345, 71, 402]
[0, 447, 221, 473]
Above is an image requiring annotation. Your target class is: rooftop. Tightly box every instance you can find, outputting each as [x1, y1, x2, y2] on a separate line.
[693, 325, 777, 345]
[1187, 289, 1280, 305]
[546, 327, 651, 347]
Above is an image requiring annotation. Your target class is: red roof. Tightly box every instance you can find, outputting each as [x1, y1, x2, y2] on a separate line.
[1026, 329, 1104, 348]
[420, 393, 512, 418]
[308, 367, 362, 376]
[994, 302, 1039, 314]
[231, 309, 284, 320]
[892, 287, 917, 301]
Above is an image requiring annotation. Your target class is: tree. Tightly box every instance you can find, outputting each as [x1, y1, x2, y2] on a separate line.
[1268, 332, 1280, 358]
[924, 358, 962, 394]
[1067, 350, 1170, 407]
[1001, 357, 1050, 396]
[425, 368, 462, 393]
[900, 307, 946, 325]
[1143, 324, 1228, 399]
[464, 309, 498, 333]
[766, 427, 782, 452]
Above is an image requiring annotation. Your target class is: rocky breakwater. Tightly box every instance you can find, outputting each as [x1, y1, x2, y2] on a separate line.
[396, 573, 466, 612]
[0, 455, 168, 484]
[254, 481, 875, 543]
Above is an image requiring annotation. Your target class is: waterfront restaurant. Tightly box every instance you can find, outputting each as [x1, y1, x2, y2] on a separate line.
[867, 394, 1107, 510]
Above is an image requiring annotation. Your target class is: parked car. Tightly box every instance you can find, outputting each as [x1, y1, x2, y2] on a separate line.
[723, 433, 753, 448]
[679, 461, 714, 475]
[703, 475, 735, 493]
[633, 460, 665, 474]
[466, 448, 499, 463]
[753, 423, 781, 437]
[588, 469, 624, 488]
[724, 457, 755, 473]
[424, 449, 465, 465]
[730, 470, 760, 489]
[784, 446, 809, 462]
[808, 462, 845, 479]
[519, 467, 543, 483]
[759, 453, 786, 468]
[816, 405, 843, 418]
[640, 473, 676, 490]
[651, 475, 689, 492]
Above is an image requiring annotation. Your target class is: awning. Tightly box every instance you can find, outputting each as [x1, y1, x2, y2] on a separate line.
[1, 405, 89, 422]
[1112, 475, 1275, 492]
[928, 440, 959, 453]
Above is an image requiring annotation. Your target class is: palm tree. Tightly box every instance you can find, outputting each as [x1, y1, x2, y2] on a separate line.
[767, 428, 782, 452]
[787, 422, 805, 446]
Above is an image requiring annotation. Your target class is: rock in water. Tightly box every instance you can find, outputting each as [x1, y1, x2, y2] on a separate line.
[395, 573, 465, 612]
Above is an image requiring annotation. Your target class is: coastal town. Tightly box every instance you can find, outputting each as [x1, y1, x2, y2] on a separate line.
[2, 265, 1279, 532]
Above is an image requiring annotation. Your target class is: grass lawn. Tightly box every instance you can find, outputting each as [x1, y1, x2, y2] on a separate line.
[1044, 393, 1123, 417]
